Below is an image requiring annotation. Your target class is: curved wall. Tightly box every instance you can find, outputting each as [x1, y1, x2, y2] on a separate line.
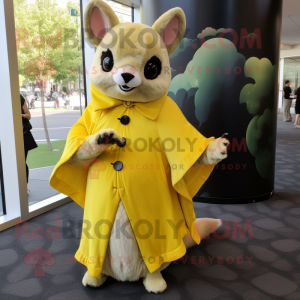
[141, 0, 283, 203]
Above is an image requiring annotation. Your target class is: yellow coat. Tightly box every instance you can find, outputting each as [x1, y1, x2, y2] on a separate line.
[50, 84, 215, 277]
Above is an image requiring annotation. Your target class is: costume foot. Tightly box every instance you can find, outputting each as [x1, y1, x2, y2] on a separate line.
[143, 271, 167, 294]
[82, 271, 107, 288]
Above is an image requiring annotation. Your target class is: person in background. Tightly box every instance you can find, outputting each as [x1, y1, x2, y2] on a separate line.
[282, 80, 295, 122]
[21, 94, 38, 195]
[65, 93, 70, 110]
[30, 97, 35, 109]
[294, 86, 300, 128]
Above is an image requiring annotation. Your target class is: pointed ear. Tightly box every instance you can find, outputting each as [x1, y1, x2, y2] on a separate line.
[84, 0, 120, 47]
[152, 8, 186, 56]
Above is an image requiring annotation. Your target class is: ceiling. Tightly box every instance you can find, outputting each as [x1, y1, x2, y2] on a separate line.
[281, 0, 300, 45]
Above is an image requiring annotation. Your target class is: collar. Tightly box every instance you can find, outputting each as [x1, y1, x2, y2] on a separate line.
[91, 84, 168, 120]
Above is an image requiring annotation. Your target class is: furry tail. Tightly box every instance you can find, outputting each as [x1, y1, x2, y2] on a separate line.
[183, 218, 222, 249]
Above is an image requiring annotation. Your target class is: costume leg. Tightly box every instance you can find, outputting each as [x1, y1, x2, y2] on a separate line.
[82, 270, 107, 287]
[143, 269, 167, 294]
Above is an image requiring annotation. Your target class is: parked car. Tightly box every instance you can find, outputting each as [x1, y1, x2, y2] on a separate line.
[36, 92, 52, 102]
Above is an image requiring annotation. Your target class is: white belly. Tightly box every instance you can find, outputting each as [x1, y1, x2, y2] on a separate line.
[101, 201, 148, 281]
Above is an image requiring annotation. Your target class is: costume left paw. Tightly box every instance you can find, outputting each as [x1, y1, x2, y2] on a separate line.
[143, 271, 167, 294]
[198, 137, 230, 165]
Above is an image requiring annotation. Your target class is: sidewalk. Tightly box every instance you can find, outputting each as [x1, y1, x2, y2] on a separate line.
[30, 109, 79, 118]
[27, 166, 58, 205]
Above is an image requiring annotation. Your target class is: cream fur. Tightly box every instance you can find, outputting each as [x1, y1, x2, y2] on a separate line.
[68, 128, 123, 166]
[101, 201, 148, 281]
[82, 271, 107, 287]
[84, 0, 186, 103]
[143, 270, 167, 294]
[89, 22, 172, 103]
[83, 200, 222, 292]
[196, 138, 229, 166]
[152, 7, 186, 56]
[84, 0, 120, 47]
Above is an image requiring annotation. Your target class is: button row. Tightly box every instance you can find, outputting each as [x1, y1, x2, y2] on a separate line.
[112, 115, 130, 171]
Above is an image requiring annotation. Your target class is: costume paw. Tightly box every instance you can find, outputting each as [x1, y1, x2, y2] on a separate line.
[82, 271, 107, 288]
[205, 137, 229, 164]
[143, 272, 167, 294]
[97, 129, 126, 147]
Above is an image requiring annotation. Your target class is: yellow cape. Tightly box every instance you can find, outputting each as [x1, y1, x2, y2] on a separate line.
[50, 84, 215, 277]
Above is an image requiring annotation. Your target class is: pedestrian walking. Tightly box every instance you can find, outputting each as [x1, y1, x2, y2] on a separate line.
[283, 80, 295, 122]
[294, 86, 300, 128]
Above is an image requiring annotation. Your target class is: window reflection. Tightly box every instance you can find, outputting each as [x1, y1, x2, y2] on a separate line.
[283, 57, 300, 112]
[284, 57, 300, 92]
[103, 0, 132, 23]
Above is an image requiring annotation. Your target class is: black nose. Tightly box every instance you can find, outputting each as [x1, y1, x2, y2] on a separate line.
[121, 73, 135, 84]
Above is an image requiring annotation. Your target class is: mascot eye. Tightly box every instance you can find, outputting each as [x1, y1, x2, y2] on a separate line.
[101, 49, 114, 72]
[144, 56, 162, 80]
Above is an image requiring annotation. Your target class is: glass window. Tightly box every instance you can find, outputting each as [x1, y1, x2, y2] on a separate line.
[14, 0, 86, 207]
[283, 57, 300, 93]
[103, 0, 132, 22]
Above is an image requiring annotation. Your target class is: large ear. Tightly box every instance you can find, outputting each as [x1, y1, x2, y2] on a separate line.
[152, 7, 186, 56]
[84, 0, 120, 47]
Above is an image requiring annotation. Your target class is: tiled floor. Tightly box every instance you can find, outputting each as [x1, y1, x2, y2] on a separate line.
[0, 117, 299, 300]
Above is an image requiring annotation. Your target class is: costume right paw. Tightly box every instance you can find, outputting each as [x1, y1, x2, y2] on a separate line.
[75, 129, 125, 161]
[97, 128, 126, 147]
[82, 271, 107, 288]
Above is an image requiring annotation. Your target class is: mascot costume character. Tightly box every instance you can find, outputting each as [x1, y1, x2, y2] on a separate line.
[50, 0, 229, 294]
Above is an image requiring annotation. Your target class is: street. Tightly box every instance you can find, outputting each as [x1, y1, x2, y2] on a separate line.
[30, 110, 81, 141]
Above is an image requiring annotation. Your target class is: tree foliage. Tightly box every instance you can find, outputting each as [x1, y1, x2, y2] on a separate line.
[14, 0, 82, 87]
